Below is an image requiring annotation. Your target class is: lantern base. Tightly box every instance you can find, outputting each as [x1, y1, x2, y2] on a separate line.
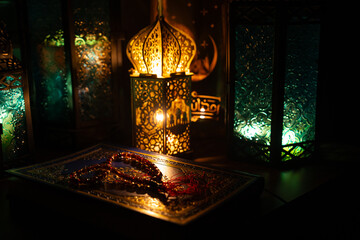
[231, 136, 315, 164]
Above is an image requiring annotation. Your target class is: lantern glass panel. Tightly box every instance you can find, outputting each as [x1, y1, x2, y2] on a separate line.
[282, 24, 320, 160]
[0, 76, 28, 163]
[233, 25, 274, 146]
[28, 0, 73, 125]
[28, 0, 113, 125]
[72, 0, 113, 121]
[231, 2, 321, 162]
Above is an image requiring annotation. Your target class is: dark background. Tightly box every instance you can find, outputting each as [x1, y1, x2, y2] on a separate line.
[0, 0, 357, 152]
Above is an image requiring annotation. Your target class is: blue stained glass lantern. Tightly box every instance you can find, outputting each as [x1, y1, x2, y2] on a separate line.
[0, 22, 33, 166]
[229, 1, 322, 163]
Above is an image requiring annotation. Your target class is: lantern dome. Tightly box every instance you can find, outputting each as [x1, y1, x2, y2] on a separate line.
[126, 16, 196, 78]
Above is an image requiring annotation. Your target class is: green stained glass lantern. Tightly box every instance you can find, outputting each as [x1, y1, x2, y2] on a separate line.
[0, 22, 33, 166]
[229, 0, 322, 163]
[26, 0, 117, 147]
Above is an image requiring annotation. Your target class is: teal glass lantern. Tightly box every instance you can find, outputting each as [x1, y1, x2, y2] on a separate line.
[229, 1, 322, 163]
[0, 22, 32, 165]
[26, 0, 117, 147]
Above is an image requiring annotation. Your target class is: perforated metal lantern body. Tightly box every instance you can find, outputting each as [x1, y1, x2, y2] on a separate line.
[127, 16, 196, 155]
[229, 1, 321, 163]
[131, 74, 191, 155]
[127, 16, 196, 78]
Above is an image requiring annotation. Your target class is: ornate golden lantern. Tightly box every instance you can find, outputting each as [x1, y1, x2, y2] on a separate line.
[127, 3, 196, 155]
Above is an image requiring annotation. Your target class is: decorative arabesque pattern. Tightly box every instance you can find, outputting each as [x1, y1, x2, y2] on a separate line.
[0, 21, 28, 163]
[73, 3, 112, 121]
[168, 26, 197, 73]
[165, 77, 191, 111]
[143, 21, 165, 75]
[161, 23, 180, 75]
[74, 32, 112, 121]
[232, 2, 320, 162]
[0, 58, 22, 90]
[127, 17, 196, 77]
[166, 125, 190, 155]
[283, 25, 319, 141]
[234, 25, 274, 146]
[134, 78, 164, 153]
[132, 76, 191, 155]
[166, 77, 191, 155]
[281, 24, 319, 160]
[0, 76, 27, 163]
[126, 25, 151, 74]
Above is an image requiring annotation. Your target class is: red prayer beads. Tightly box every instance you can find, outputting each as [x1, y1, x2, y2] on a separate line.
[68, 152, 211, 200]
[69, 152, 163, 192]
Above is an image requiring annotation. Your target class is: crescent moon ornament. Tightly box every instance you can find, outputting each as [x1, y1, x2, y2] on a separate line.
[191, 35, 218, 82]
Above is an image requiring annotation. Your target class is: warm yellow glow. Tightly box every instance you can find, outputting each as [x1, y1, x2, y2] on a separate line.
[153, 65, 163, 78]
[126, 17, 196, 78]
[132, 76, 191, 155]
[199, 107, 205, 119]
[167, 135, 174, 143]
[155, 109, 164, 124]
[167, 98, 190, 127]
[167, 133, 179, 147]
[191, 91, 221, 122]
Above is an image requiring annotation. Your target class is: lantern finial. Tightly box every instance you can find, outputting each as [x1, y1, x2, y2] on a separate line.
[158, 0, 163, 17]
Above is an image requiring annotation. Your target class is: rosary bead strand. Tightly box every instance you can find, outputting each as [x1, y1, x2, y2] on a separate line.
[68, 151, 210, 200]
